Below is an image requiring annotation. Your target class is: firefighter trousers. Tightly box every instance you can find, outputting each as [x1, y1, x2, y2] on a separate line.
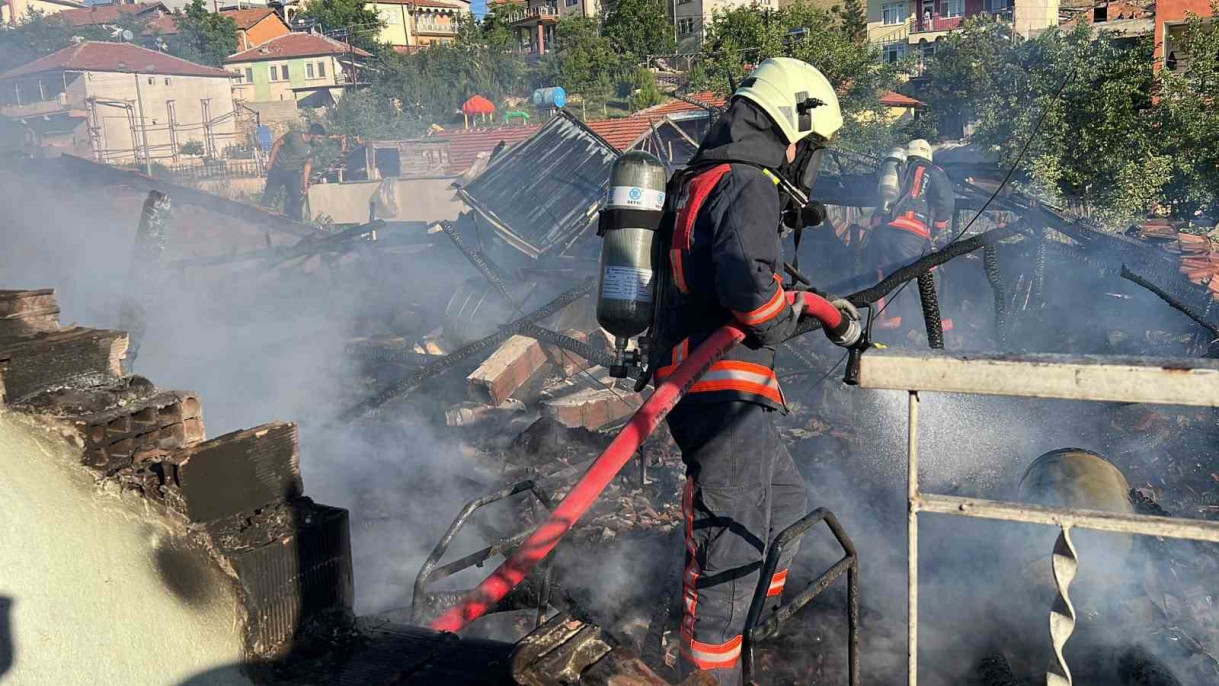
[666, 400, 807, 686]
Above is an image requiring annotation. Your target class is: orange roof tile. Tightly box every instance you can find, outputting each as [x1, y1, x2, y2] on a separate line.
[409, 125, 540, 174]
[880, 91, 925, 108]
[225, 32, 372, 63]
[586, 117, 666, 151]
[0, 41, 233, 80]
[632, 91, 727, 119]
[220, 7, 279, 29]
[52, 1, 166, 26]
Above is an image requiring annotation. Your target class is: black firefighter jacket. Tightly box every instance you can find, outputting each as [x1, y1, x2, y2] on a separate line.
[654, 98, 802, 411]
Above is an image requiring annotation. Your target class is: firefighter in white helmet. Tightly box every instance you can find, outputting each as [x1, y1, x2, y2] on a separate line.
[864, 137, 955, 333]
[654, 57, 856, 685]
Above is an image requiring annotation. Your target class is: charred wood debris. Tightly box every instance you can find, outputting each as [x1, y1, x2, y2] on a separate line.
[5, 134, 1219, 686]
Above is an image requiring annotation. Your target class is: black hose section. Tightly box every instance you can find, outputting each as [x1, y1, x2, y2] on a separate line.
[337, 280, 595, 421]
[917, 271, 944, 349]
[514, 320, 615, 369]
[438, 219, 519, 307]
[983, 243, 1008, 348]
[791, 221, 1030, 339]
[1120, 266, 1219, 338]
[1032, 227, 1048, 309]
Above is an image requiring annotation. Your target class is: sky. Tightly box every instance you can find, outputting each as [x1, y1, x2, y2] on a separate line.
[473, 0, 487, 19]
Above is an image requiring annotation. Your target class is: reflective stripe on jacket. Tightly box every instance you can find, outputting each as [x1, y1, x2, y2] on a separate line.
[655, 162, 799, 410]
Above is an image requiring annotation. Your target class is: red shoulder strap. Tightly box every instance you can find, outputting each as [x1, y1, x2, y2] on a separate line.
[670, 164, 731, 295]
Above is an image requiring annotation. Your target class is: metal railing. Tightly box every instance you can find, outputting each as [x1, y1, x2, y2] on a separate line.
[856, 350, 1219, 686]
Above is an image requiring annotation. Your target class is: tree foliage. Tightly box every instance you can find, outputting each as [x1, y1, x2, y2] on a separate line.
[299, 0, 385, 52]
[603, 0, 676, 61]
[690, 1, 910, 153]
[541, 17, 621, 100]
[920, 17, 1216, 221]
[163, 0, 238, 67]
[833, 0, 867, 43]
[0, 11, 112, 73]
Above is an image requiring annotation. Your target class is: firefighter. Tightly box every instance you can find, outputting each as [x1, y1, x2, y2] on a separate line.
[654, 58, 857, 685]
[866, 138, 955, 331]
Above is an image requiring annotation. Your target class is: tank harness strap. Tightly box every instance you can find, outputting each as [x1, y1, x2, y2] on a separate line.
[671, 164, 732, 294]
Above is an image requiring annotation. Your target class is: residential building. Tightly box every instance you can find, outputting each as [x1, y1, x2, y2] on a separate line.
[224, 32, 371, 107]
[1155, 0, 1214, 72]
[1, 0, 84, 25]
[50, 1, 170, 28]
[502, 0, 599, 55]
[672, 0, 779, 52]
[222, 8, 292, 51]
[867, 0, 1058, 67]
[368, 0, 470, 52]
[1060, 1, 1153, 40]
[0, 41, 238, 163]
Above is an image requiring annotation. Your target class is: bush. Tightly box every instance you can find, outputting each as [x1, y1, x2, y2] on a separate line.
[179, 140, 205, 157]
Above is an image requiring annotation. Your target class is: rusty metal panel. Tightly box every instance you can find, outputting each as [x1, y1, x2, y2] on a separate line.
[458, 111, 619, 259]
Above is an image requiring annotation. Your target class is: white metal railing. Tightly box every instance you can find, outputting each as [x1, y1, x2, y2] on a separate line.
[856, 350, 1219, 686]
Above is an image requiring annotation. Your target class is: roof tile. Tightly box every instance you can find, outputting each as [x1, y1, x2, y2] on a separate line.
[225, 32, 372, 63]
[0, 41, 234, 80]
[220, 7, 279, 29]
[52, 2, 167, 26]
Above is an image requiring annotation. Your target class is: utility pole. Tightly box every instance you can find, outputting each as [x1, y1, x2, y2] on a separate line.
[120, 61, 153, 175]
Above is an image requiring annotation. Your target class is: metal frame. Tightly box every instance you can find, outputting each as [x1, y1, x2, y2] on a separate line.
[411, 479, 556, 626]
[741, 508, 859, 686]
[856, 350, 1219, 686]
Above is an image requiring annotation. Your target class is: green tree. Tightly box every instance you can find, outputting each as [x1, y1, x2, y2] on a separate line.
[0, 11, 112, 73]
[1154, 3, 1219, 218]
[833, 0, 867, 43]
[299, 0, 385, 52]
[691, 1, 909, 153]
[922, 21, 1163, 220]
[162, 0, 238, 67]
[544, 17, 621, 102]
[628, 66, 663, 110]
[603, 0, 676, 62]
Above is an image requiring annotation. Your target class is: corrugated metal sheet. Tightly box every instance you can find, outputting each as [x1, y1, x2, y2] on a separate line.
[458, 111, 619, 259]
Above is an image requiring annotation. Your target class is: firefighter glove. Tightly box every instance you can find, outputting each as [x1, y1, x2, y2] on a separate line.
[825, 298, 863, 349]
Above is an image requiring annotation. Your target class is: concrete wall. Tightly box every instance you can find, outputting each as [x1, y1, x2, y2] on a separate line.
[307, 176, 463, 225]
[0, 411, 251, 686]
[1013, 0, 1058, 36]
[371, 2, 413, 46]
[83, 70, 238, 164]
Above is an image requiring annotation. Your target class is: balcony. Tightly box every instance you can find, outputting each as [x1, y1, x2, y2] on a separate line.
[911, 14, 964, 33]
[506, 6, 560, 25]
[414, 20, 457, 35]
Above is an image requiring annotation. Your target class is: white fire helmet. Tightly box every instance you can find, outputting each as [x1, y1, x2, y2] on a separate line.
[732, 57, 843, 146]
[907, 138, 933, 162]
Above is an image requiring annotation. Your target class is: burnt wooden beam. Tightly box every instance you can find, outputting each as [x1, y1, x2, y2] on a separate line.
[0, 289, 60, 337]
[120, 191, 172, 372]
[0, 327, 128, 404]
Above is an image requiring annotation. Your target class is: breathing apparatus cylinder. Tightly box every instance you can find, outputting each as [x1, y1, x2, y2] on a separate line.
[596, 151, 668, 378]
[877, 146, 907, 212]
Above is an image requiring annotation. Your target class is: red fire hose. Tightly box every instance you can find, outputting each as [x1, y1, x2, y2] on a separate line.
[430, 292, 843, 633]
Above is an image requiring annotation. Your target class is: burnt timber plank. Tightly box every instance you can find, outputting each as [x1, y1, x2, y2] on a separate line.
[0, 289, 60, 337]
[164, 422, 302, 523]
[0, 327, 128, 403]
[53, 155, 322, 238]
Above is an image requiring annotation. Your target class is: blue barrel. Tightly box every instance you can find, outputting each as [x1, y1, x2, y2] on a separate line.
[532, 87, 567, 109]
[256, 125, 274, 152]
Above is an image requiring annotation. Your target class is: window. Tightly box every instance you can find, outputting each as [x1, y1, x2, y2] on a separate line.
[317, 61, 326, 78]
[380, 8, 400, 23]
[883, 41, 906, 63]
[232, 69, 244, 83]
[147, 77, 154, 85]
[566, 0, 577, 6]
[164, 77, 171, 85]
[882, 2, 907, 24]
[984, 0, 1009, 11]
[245, 67, 253, 82]
[269, 65, 278, 81]
[306, 62, 315, 78]
[678, 17, 695, 34]
[920, 41, 935, 59]
[940, 0, 962, 16]
[281, 64, 290, 80]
